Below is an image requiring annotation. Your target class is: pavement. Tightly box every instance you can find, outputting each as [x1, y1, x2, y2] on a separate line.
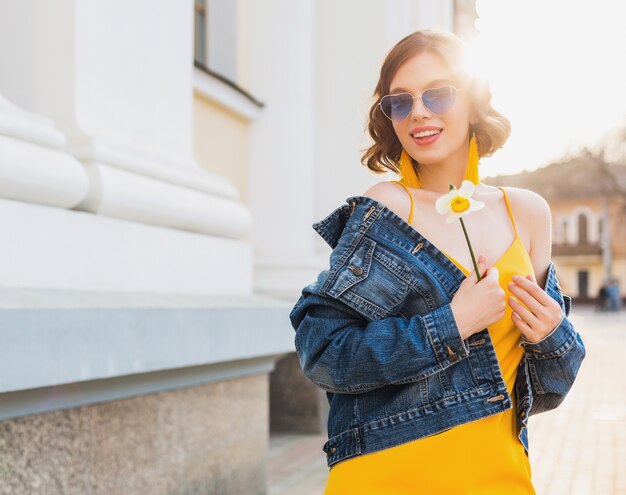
[268, 306, 626, 495]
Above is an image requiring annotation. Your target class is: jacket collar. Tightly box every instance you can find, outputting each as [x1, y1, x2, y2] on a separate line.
[313, 195, 416, 249]
[312, 198, 358, 249]
[312, 195, 560, 296]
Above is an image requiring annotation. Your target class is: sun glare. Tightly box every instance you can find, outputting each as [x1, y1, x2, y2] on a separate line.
[468, 0, 626, 178]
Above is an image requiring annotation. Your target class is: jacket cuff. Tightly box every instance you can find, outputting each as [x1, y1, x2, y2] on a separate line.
[423, 302, 470, 367]
[519, 312, 577, 358]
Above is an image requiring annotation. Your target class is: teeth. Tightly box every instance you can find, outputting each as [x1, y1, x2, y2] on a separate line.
[412, 129, 442, 138]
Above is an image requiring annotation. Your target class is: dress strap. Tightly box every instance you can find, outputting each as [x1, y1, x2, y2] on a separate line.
[390, 180, 415, 224]
[497, 186, 518, 237]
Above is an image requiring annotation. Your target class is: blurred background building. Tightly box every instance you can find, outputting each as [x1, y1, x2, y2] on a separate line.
[485, 151, 626, 304]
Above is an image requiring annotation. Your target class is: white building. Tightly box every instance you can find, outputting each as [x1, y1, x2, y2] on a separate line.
[0, 1, 476, 493]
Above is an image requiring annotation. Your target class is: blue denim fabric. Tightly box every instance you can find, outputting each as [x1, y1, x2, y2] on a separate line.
[288, 195, 586, 468]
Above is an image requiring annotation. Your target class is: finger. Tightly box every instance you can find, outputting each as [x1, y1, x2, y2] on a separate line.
[486, 266, 499, 280]
[469, 255, 487, 282]
[508, 295, 540, 329]
[511, 274, 551, 306]
[511, 311, 533, 336]
[525, 272, 537, 284]
[480, 257, 490, 278]
[507, 282, 548, 318]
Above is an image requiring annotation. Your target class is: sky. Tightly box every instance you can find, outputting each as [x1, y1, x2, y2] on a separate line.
[468, 0, 626, 178]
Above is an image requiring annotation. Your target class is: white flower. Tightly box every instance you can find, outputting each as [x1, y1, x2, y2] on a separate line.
[435, 180, 485, 224]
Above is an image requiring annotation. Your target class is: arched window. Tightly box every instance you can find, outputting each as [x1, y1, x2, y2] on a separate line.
[578, 213, 588, 244]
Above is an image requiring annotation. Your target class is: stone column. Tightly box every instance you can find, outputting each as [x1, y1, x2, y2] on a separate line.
[0, 0, 252, 294]
[239, 0, 320, 297]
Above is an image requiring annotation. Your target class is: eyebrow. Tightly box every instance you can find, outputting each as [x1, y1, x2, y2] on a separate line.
[390, 78, 454, 93]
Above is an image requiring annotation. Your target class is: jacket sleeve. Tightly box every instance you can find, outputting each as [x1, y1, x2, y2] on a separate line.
[519, 269, 587, 416]
[288, 276, 470, 395]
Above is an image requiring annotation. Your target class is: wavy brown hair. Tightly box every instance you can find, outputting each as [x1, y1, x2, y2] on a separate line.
[361, 29, 511, 174]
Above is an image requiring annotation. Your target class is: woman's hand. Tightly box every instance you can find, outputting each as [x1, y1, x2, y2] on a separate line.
[507, 273, 563, 343]
[451, 255, 507, 340]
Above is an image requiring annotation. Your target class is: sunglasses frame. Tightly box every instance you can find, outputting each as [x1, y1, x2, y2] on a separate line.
[378, 85, 462, 122]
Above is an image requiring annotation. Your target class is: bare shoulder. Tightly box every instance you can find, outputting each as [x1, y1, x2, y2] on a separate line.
[502, 186, 551, 223]
[502, 186, 552, 285]
[362, 181, 412, 221]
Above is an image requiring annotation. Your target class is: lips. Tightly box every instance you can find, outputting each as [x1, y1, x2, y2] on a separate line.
[411, 129, 442, 146]
[412, 129, 443, 139]
[410, 126, 443, 136]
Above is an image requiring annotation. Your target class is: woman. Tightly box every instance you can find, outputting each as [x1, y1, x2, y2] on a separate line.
[289, 29, 585, 494]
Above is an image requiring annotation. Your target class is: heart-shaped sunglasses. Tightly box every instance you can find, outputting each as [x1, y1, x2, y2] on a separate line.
[379, 85, 461, 122]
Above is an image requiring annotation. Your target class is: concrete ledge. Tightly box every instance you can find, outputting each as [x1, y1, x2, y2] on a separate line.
[0, 289, 295, 420]
[0, 198, 252, 294]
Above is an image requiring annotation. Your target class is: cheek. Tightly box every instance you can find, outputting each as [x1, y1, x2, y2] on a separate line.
[444, 111, 470, 139]
[392, 123, 409, 146]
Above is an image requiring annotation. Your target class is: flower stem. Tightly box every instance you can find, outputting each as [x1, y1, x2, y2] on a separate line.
[459, 217, 481, 282]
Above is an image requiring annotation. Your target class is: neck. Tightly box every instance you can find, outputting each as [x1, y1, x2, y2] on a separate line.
[416, 139, 473, 194]
[418, 172, 469, 194]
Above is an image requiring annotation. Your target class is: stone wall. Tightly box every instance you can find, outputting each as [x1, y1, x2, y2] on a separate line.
[0, 374, 268, 495]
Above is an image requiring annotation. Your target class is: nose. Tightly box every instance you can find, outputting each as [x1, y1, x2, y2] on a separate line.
[410, 96, 432, 120]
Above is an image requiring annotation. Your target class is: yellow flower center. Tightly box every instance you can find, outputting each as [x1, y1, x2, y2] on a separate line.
[450, 196, 470, 213]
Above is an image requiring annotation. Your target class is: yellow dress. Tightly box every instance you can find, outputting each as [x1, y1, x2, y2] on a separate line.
[323, 184, 537, 495]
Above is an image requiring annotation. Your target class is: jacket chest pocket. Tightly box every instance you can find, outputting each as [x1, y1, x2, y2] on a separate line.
[322, 237, 410, 321]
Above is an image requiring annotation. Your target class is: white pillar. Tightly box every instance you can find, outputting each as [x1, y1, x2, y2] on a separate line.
[0, 1, 253, 294]
[0, 0, 194, 169]
[0, 0, 249, 235]
[241, 0, 319, 295]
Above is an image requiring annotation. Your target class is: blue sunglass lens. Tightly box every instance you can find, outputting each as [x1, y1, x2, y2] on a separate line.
[381, 86, 457, 121]
[381, 94, 413, 121]
[422, 86, 456, 114]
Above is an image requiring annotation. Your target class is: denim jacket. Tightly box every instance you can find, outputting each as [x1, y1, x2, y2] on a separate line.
[289, 194, 586, 469]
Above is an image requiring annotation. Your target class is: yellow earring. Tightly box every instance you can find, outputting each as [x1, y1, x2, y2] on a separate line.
[464, 129, 480, 185]
[398, 149, 421, 188]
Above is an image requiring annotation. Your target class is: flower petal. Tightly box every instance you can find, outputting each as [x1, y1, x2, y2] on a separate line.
[468, 199, 485, 211]
[435, 194, 453, 214]
[446, 214, 458, 224]
[458, 180, 475, 198]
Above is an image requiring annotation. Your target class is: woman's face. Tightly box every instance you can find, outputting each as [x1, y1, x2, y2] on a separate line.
[388, 51, 473, 170]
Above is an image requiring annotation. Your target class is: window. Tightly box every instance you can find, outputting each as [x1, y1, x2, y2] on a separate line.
[578, 270, 588, 298]
[561, 218, 568, 244]
[194, 0, 207, 65]
[577, 213, 588, 244]
[193, 0, 237, 81]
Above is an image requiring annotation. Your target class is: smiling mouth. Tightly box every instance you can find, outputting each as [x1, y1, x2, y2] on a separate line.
[411, 129, 443, 139]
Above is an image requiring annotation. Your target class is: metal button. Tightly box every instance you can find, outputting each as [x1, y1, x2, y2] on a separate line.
[363, 205, 376, 221]
[411, 242, 424, 254]
[446, 345, 459, 363]
[348, 264, 363, 276]
[328, 446, 336, 454]
[469, 338, 486, 347]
